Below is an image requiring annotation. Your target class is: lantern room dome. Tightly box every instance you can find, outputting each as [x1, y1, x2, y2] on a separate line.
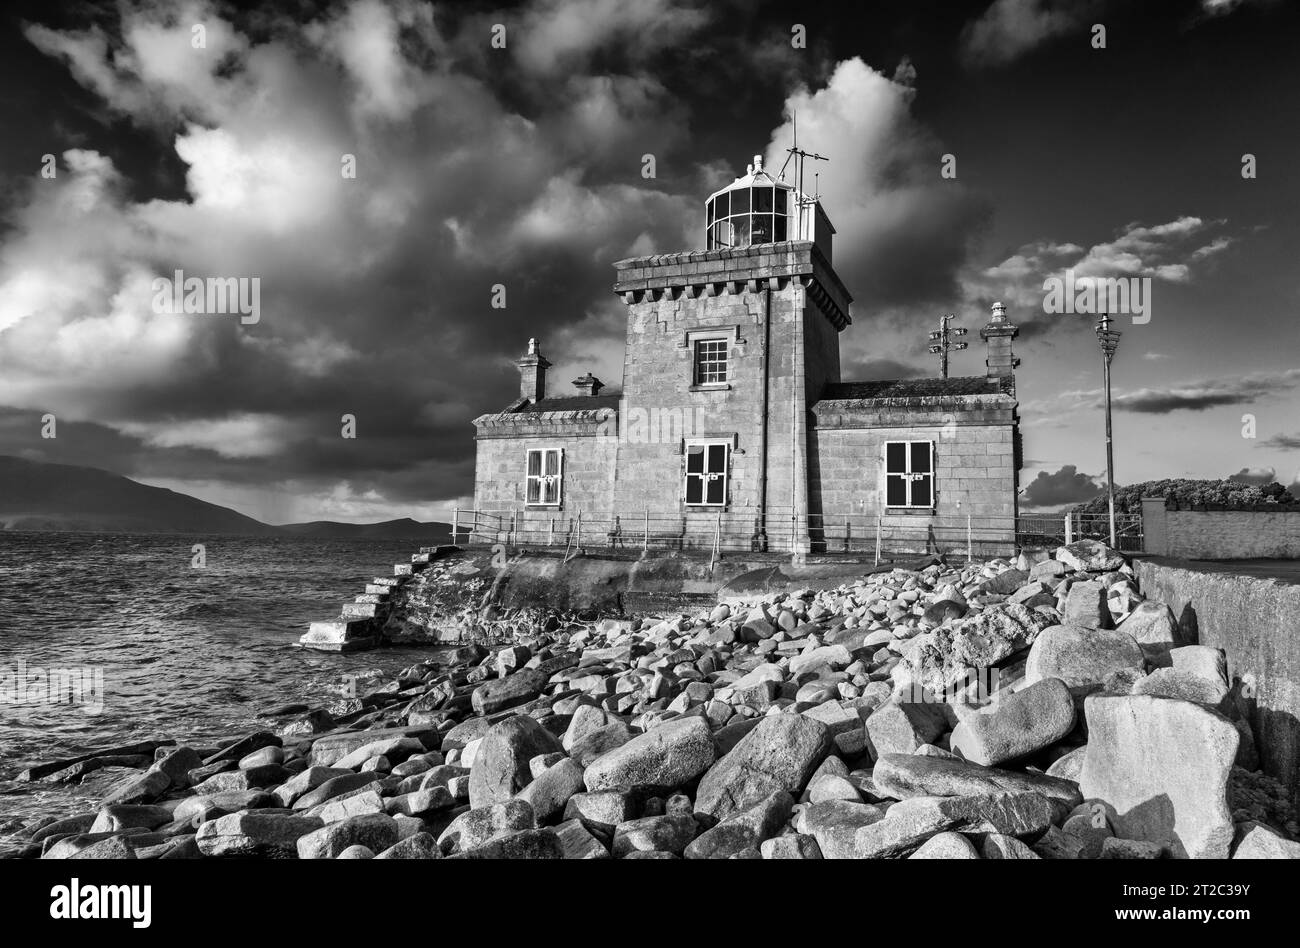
[704, 154, 835, 261]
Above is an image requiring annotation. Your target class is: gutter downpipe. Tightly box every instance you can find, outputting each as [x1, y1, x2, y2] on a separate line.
[755, 281, 770, 552]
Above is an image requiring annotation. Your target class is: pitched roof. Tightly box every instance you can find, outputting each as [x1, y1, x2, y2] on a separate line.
[513, 394, 620, 413]
[821, 376, 1012, 401]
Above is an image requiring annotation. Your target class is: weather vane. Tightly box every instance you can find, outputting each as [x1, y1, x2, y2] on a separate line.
[927, 313, 968, 378]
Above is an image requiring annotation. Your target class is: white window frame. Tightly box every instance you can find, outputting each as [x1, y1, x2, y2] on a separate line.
[683, 439, 729, 507]
[883, 440, 935, 509]
[692, 336, 729, 386]
[525, 447, 563, 507]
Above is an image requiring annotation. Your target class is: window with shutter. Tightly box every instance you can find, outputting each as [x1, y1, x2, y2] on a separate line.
[883, 440, 934, 509]
[684, 440, 729, 507]
[525, 448, 563, 507]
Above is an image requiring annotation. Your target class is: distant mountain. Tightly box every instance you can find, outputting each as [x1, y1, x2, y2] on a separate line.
[0, 456, 450, 540]
[278, 518, 451, 541]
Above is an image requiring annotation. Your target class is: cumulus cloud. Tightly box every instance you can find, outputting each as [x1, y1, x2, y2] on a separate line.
[1021, 464, 1104, 508]
[762, 58, 990, 307]
[2, 0, 726, 517]
[1226, 466, 1277, 485]
[6, 2, 975, 519]
[962, 217, 1236, 340]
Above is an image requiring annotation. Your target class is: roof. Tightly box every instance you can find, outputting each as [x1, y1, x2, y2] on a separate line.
[821, 376, 1013, 401]
[513, 394, 620, 413]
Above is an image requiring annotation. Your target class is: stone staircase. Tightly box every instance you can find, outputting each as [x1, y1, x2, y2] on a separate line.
[298, 546, 459, 653]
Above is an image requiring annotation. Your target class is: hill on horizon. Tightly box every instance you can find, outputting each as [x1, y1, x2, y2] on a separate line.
[0, 456, 451, 540]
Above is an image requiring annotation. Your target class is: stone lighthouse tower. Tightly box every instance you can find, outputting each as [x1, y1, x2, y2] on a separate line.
[611, 154, 853, 552]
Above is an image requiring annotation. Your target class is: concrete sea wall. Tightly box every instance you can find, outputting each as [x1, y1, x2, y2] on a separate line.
[1136, 558, 1300, 806]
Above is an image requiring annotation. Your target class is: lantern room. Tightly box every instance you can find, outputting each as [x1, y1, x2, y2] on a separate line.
[704, 154, 835, 262]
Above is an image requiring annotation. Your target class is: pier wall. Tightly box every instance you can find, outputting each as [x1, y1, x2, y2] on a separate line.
[1136, 558, 1300, 807]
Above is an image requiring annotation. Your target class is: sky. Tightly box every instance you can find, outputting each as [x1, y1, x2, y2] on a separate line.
[0, 0, 1297, 522]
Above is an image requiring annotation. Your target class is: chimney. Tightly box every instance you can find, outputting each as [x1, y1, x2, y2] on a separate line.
[980, 301, 1020, 389]
[516, 338, 550, 403]
[572, 372, 604, 397]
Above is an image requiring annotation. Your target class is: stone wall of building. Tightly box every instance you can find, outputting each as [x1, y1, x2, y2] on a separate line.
[808, 395, 1018, 552]
[472, 411, 617, 536]
[610, 241, 851, 549]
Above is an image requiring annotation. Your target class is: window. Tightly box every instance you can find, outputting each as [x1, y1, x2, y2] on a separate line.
[684, 441, 729, 506]
[705, 187, 789, 250]
[525, 448, 563, 506]
[884, 441, 934, 509]
[693, 338, 728, 384]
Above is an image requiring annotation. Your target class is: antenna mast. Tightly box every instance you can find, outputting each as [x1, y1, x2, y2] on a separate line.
[775, 113, 828, 239]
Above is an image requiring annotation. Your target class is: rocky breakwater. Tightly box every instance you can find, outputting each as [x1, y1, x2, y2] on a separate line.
[6, 538, 1299, 860]
[300, 545, 573, 653]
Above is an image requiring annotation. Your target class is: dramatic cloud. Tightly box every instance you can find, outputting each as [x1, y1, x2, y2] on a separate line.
[3, 2, 978, 520]
[4, 0, 715, 518]
[762, 57, 990, 307]
[1226, 466, 1277, 485]
[1259, 432, 1300, 450]
[963, 217, 1236, 341]
[1021, 464, 1104, 508]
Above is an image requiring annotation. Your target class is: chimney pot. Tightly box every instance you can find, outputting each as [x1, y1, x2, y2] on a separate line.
[516, 339, 550, 402]
[572, 372, 604, 397]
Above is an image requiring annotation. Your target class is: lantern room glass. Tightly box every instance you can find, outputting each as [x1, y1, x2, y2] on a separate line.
[706, 186, 788, 250]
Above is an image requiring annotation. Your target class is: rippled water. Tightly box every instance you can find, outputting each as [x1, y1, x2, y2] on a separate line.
[0, 532, 451, 823]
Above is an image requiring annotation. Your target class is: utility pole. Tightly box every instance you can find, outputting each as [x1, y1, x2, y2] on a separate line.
[927, 314, 968, 378]
[1095, 313, 1122, 548]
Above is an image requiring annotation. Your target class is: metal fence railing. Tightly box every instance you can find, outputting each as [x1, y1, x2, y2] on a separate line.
[450, 506, 1143, 561]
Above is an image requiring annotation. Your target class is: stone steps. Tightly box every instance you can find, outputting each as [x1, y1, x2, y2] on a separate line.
[299, 618, 378, 653]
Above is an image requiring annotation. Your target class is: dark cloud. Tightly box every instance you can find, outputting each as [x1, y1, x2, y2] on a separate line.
[1112, 370, 1300, 414]
[1, 1, 993, 521]
[1021, 464, 1103, 508]
[1259, 432, 1300, 450]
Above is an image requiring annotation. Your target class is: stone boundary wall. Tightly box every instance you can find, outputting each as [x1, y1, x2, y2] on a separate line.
[1135, 558, 1300, 807]
[1141, 496, 1300, 559]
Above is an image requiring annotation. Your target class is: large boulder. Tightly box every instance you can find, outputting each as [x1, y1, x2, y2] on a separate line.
[296, 813, 401, 860]
[910, 832, 979, 859]
[1131, 668, 1229, 707]
[438, 799, 536, 854]
[583, 716, 715, 794]
[864, 699, 949, 756]
[893, 603, 1052, 700]
[515, 758, 585, 824]
[949, 677, 1076, 766]
[1232, 821, 1300, 859]
[683, 791, 793, 859]
[694, 714, 832, 822]
[1078, 694, 1238, 859]
[195, 812, 323, 858]
[1023, 624, 1145, 704]
[872, 752, 1082, 817]
[468, 714, 564, 809]
[611, 815, 697, 856]
[854, 792, 1053, 858]
[796, 800, 887, 859]
[1056, 539, 1124, 572]
[1062, 579, 1110, 629]
[1118, 600, 1182, 667]
[470, 668, 549, 717]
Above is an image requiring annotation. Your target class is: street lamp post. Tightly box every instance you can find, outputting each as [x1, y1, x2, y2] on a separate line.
[1095, 313, 1122, 548]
